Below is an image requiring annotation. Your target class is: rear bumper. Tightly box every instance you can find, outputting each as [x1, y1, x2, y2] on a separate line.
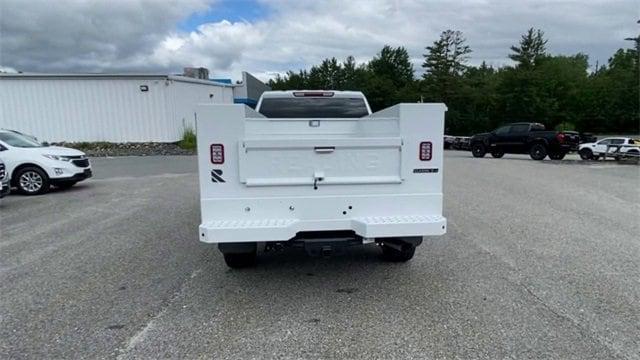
[199, 215, 446, 243]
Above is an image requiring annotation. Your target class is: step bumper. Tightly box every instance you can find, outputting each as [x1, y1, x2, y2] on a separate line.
[199, 215, 446, 243]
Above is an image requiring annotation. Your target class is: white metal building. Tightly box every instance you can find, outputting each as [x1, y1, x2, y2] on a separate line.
[0, 72, 267, 142]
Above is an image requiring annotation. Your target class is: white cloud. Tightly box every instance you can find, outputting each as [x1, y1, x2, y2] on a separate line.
[0, 0, 210, 72]
[147, 20, 264, 72]
[1, 0, 637, 81]
[0, 66, 18, 73]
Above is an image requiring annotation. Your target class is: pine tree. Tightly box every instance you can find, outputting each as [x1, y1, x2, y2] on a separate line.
[422, 30, 471, 102]
[509, 28, 548, 68]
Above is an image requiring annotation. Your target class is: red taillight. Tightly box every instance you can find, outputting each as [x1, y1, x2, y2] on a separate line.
[420, 141, 432, 161]
[556, 133, 565, 143]
[210, 144, 224, 164]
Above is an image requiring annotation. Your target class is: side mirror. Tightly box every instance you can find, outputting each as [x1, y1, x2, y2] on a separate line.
[0, 144, 6, 151]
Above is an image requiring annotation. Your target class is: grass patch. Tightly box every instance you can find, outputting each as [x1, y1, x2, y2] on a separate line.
[178, 126, 197, 150]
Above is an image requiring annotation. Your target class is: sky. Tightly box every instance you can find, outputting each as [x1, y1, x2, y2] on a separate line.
[0, 0, 637, 81]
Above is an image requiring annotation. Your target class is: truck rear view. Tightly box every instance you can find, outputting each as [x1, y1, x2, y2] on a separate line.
[197, 91, 447, 268]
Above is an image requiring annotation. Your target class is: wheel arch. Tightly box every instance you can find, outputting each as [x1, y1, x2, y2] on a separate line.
[527, 138, 549, 150]
[471, 138, 488, 147]
[11, 163, 48, 186]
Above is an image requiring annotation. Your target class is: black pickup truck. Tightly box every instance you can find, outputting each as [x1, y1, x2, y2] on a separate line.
[470, 122, 580, 160]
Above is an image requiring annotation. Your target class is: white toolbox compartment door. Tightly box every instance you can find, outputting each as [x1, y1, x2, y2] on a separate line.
[239, 137, 402, 187]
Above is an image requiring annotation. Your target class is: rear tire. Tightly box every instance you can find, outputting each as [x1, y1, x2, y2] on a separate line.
[579, 148, 593, 160]
[529, 144, 547, 160]
[223, 252, 256, 268]
[15, 166, 50, 195]
[381, 242, 416, 262]
[471, 143, 486, 158]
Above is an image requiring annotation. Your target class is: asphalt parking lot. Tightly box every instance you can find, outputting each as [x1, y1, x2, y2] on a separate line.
[1, 152, 639, 359]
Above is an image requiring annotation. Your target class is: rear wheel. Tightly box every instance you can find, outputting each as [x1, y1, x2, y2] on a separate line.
[579, 148, 593, 160]
[471, 143, 486, 158]
[529, 144, 547, 160]
[15, 166, 50, 195]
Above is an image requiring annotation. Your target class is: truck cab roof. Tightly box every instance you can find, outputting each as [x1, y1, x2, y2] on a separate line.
[259, 90, 367, 99]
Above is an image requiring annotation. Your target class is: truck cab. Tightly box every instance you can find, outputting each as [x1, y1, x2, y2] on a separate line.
[196, 90, 447, 268]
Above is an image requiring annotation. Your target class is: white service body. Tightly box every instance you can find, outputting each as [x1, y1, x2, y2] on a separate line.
[197, 101, 447, 244]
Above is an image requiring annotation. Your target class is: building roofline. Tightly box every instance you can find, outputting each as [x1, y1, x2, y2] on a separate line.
[0, 73, 236, 87]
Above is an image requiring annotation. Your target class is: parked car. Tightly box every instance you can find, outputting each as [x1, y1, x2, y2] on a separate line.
[452, 136, 471, 150]
[0, 130, 92, 195]
[197, 90, 446, 268]
[470, 122, 580, 160]
[444, 135, 455, 149]
[578, 137, 640, 161]
[0, 157, 10, 199]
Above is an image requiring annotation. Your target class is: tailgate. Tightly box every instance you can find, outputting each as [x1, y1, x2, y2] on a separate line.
[562, 131, 581, 145]
[239, 137, 402, 187]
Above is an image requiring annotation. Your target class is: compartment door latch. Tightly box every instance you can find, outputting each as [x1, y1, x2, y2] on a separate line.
[313, 171, 325, 190]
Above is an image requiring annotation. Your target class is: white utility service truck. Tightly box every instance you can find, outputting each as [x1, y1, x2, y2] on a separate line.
[197, 91, 447, 268]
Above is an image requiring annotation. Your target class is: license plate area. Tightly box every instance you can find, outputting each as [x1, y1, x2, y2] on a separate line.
[239, 138, 402, 187]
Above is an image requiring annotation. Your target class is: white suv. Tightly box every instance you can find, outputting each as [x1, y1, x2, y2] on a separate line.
[579, 137, 639, 161]
[0, 130, 92, 195]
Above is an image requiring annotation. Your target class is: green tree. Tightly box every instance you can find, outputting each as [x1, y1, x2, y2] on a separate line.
[580, 48, 639, 133]
[267, 27, 637, 135]
[496, 28, 552, 126]
[307, 57, 344, 89]
[365, 45, 417, 110]
[369, 45, 414, 88]
[462, 61, 500, 133]
[268, 70, 309, 90]
[422, 30, 471, 101]
[422, 30, 472, 133]
[509, 28, 548, 68]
